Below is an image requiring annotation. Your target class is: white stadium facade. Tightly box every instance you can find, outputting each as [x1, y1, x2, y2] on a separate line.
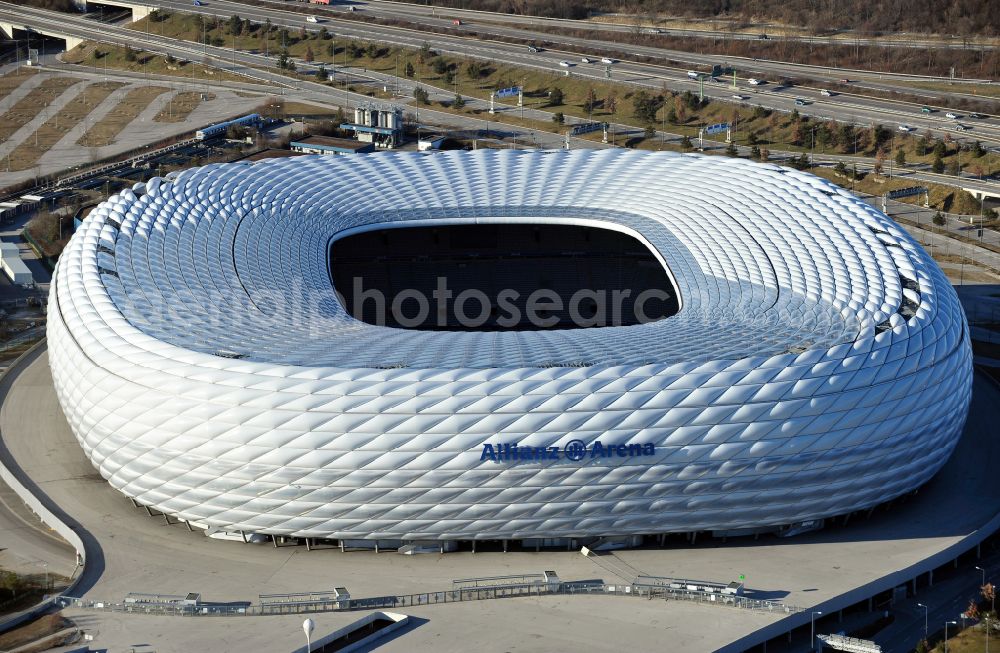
[47, 150, 972, 546]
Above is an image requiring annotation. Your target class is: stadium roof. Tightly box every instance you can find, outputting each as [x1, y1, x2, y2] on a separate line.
[65, 150, 925, 370]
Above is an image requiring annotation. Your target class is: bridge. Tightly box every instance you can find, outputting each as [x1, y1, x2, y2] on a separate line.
[0, 20, 85, 50]
[72, 0, 154, 21]
[960, 183, 1000, 203]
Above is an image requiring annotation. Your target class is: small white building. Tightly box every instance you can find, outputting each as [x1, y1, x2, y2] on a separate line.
[0, 242, 33, 286]
[418, 135, 446, 152]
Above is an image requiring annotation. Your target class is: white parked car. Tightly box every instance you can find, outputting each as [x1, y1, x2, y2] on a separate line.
[600, 57, 614, 64]
[820, 89, 832, 97]
[898, 124, 914, 132]
[946, 112, 959, 119]
[748, 78, 763, 86]
[558, 60, 571, 68]
[581, 57, 592, 64]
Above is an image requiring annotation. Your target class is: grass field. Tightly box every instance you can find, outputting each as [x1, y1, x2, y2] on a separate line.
[153, 91, 214, 123]
[0, 76, 79, 145]
[923, 623, 997, 652]
[0, 68, 37, 101]
[5, 82, 124, 171]
[895, 80, 1000, 100]
[77, 86, 172, 147]
[62, 41, 250, 85]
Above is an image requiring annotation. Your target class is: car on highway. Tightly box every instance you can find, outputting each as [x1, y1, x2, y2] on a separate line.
[946, 112, 959, 119]
[306, 15, 320, 22]
[527, 45, 539, 53]
[920, 106, 933, 114]
[820, 89, 833, 97]
[794, 98, 807, 106]
[748, 78, 764, 86]
[732, 94, 747, 101]
[969, 113, 983, 119]
[840, 78, 850, 83]
[192, 0, 202, 5]
[898, 124, 914, 132]
[581, 57, 592, 64]
[452, 19, 462, 25]
[759, 33, 769, 40]
[558, 61, 572, 68]
[955, 123, 970, 132]
[600, 57, 615, 64]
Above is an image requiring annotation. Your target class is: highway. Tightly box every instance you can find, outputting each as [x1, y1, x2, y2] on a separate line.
[116, 0, 1000, 145]
[2, 2, 998, 196]
[4, 0, 1000, 151]
[245, 0, 999, 52]
[223, 0, 1000, 96]
[4, 1, 1000, 200]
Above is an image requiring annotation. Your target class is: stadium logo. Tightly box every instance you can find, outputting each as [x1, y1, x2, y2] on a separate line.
[480, 441, 656, 463]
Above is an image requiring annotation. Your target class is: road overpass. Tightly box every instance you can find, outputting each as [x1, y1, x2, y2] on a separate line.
[73, 0, 153, 20]
[0, 20, 84, 49]
[962, 184, 1000, 202]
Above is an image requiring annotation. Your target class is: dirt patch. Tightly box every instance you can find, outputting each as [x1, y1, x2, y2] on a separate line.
[0, 613, 75, 650]
[283, 101, 344, 117]
[0, 76, 79, 145]
[6, 82, 124, 171]
[0, 68, 37, 101]
[77, 86, 172, 148]
[153, 91, 214, 123]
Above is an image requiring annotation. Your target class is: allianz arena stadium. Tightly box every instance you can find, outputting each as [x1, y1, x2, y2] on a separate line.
[47, 149, 972, 545]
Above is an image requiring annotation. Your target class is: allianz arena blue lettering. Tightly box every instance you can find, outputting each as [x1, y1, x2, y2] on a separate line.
[480, 441, 657, 463]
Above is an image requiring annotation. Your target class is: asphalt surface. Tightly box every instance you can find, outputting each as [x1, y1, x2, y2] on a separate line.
[4, 1, 1000, 152]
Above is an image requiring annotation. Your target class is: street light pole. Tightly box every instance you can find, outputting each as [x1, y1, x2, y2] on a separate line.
[980, 569, 993, 653]
[917, 603, 929, 641]
[811, 611, 823, 653]
[303, 618, 315, 652]
[946, 620, 958, 653]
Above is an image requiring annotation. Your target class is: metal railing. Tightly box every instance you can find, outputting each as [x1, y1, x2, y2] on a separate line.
[57, 580, 802, 618]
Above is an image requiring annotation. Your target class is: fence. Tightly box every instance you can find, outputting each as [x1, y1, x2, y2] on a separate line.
[56, 581, 801, 618]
